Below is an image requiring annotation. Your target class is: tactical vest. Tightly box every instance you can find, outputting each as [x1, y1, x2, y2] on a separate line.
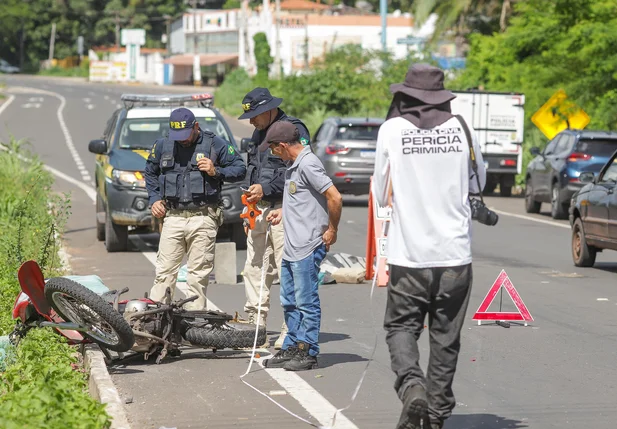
[247, 116, 308, 199]
[157, 131, 219, 205]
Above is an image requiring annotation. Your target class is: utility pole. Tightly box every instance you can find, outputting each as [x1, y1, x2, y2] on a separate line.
[48, 23, 56, 62]
[380, 0, 387, 52]
[192, 0, 201, 86]
[115, 12, 121, 53]
[241, 0, 253, 74]
[304, 13, 309, 70]
[273, 0, 281, 77]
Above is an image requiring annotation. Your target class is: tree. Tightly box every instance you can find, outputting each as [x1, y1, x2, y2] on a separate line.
[450, 0, 617, 183]
[412, 0, 515, 53]
[253, 32, 273, 80]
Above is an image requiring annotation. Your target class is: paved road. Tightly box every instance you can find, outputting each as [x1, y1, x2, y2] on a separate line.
[2, 75, 617, 429]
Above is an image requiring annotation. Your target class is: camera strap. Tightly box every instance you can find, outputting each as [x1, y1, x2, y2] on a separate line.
[455, 114, 485, 204]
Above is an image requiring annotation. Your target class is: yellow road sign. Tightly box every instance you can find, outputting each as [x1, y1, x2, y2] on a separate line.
[531, 89, 590, 140]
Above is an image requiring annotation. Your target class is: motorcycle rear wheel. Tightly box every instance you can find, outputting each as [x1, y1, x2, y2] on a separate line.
[44, 278, 135, 352]
[184, 322, 266, 349]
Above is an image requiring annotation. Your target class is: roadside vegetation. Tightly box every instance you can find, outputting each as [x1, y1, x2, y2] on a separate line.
[0, 136, 111, 428]
[215, 43, 429, 137]
[218, 0, 617, 187]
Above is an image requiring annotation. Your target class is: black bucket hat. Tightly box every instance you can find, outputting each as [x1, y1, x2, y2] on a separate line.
[390, 63, 456, 105]
[238, 87, 283, 120]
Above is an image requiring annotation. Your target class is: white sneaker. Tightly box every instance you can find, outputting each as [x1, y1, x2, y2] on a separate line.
[274, 321, 288, 350]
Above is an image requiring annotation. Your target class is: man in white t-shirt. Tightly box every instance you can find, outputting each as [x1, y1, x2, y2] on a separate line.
[372, 63, 487, 429]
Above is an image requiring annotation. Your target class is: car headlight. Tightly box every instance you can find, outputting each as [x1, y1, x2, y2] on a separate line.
[112, 169, 146, 188]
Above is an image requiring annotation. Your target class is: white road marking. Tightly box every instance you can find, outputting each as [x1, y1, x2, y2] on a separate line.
[87, 104, 95, 110]
[6, 86, 92, 183]
[83, 97, 91, 103]
[0, 142, 96, 202]
[0, 94, 16, 116]
[3, 86, 359, 429]
[597, 298, 609, 301]
[489, 208, 570, 229]
[22, 102, 42, 108]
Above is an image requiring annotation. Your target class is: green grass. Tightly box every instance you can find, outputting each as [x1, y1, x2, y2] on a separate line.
[0, 134, 110, 428]
[0, 329, 111, 429]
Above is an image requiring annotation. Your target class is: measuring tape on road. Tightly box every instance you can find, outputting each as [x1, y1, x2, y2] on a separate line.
[239, 222, 385, 428]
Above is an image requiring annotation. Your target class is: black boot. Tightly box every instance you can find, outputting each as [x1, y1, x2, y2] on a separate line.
[263, 346, 298, 368]
[283, 341, 318, 371]
[396, 384, 429, 429]
[430, 423, 443, 429]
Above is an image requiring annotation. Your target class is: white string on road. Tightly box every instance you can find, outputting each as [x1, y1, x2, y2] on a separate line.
[238, 221, 381, 429]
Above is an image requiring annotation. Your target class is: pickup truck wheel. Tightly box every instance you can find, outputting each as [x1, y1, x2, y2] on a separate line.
[500, 185, 512, 197]
[231, 224, 247, 250]
[572, 218, 596, 267]
[96, 194, 105, 241]
[105, 213, 128, 252]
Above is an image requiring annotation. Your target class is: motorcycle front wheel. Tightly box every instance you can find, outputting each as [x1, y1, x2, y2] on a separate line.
[185, 321, 267, 349]
[44, 277, 134, 352]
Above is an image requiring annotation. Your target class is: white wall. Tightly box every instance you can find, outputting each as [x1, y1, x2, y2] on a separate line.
[174, 9, 437, 77]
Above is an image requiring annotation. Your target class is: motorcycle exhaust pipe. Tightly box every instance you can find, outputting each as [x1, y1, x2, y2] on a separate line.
[37, 321, 91, 332]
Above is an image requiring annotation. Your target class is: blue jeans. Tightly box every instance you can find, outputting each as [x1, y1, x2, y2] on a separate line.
[280, 243, 327, 357]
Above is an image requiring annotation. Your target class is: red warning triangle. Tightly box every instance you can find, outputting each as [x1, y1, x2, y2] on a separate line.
[472, 270, 533, 322]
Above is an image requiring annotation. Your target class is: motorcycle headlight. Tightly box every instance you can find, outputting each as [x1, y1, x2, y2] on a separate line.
[112, 169, 146, 188]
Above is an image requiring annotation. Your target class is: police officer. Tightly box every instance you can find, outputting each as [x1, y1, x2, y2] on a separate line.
[145, 107, 246, 310]
[238, 87, 310, 349]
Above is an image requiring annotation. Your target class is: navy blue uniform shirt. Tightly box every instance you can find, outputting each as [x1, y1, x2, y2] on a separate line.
[247, 109, 310, 202]
[144, 130, 246, 206]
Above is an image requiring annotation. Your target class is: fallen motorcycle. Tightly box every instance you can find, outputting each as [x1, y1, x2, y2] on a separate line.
[11, 260, 266, 364]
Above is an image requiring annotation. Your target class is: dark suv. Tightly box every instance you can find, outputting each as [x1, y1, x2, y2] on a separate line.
[312, 117, 384, 195]
[88, 93, 246, 252]
[524, 129, 617, 219]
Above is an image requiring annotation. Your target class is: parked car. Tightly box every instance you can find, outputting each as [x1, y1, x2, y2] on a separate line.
[568, 149, 617, 267]
[524, 129, 617, 219]
[88, 93, 247, 252]
[311, 117, 384, 195]
[0, 59, 20, 74]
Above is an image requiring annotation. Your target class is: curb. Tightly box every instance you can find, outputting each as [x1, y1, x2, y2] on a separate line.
[55, 240, 131, 429]
[82, 344, 132, 429]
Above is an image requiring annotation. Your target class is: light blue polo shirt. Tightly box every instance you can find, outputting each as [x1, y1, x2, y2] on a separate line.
[282, 146, 333, 261]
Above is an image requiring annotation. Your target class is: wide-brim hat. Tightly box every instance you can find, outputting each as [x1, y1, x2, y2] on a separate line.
[238, 87, 283, 120]
[389, 63, 456, 105]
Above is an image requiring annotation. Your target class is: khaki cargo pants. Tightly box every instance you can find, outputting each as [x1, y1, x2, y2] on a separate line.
[149, 204, 223, 310]
[243, 201, 284, 322]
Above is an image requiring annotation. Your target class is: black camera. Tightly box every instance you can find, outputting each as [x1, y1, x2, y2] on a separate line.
[470, 198, 498, 226]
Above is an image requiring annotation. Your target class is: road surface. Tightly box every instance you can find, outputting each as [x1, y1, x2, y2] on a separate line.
[1, 75, 616, 429]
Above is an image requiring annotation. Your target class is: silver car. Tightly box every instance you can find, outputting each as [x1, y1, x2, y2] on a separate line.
[313, 117, 384, 195]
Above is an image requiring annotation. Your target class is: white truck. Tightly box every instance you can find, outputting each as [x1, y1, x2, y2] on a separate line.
[450, 90, 526, 197]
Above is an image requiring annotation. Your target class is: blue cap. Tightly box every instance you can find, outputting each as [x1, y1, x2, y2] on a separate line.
[169, 107, 196, 141]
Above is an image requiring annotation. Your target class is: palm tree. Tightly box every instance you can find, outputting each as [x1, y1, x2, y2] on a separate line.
[412, 0, 513, 53]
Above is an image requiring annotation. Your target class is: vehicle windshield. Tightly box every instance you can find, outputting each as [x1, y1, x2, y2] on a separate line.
[117, 117, 233, 150]
[575, 139, 617, 157]
[335, 124, 380, 141]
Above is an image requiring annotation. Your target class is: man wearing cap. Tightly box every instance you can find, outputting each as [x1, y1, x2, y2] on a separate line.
[237, 87, 311, 349]
[259, 121, 342, 371]
[372, 64, 486, 429]
[144, 107, 246, 310]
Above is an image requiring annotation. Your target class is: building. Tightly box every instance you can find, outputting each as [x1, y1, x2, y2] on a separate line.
[166, 0, 436, 84]
[89, 46, 167, 85]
